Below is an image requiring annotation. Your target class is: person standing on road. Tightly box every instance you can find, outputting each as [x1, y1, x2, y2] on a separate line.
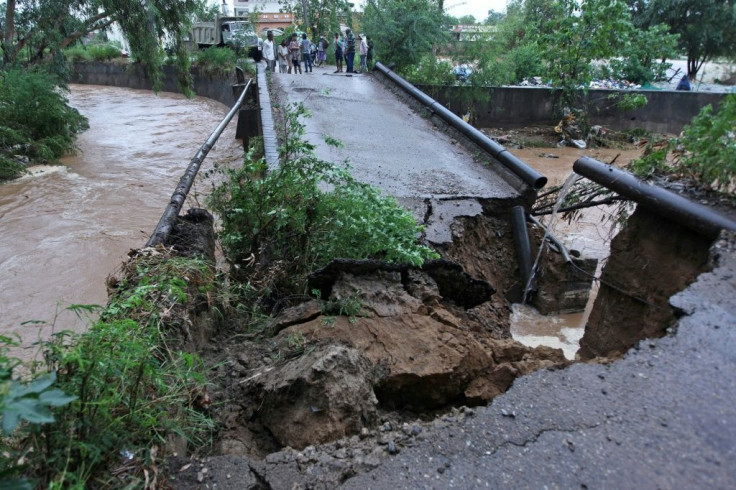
[278, 39, 289, 73]
[289, 33, 302, 74]
[333, 32, 343, 73]
[301, 33, 313, 73]
[316, 34, 327, 67]
[263, 30, 276, 72]
[358, 35, 368, 73]
[344, 28, 356, 73]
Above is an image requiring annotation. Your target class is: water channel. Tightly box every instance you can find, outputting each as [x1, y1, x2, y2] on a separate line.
[0, 85, 242, 358]
[1, 84, 644, 361]
[510, 146, 644, 358]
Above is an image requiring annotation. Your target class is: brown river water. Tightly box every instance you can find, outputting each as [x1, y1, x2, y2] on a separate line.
[0, 85, 242, 358]
[0, 84, 643, 361]
[509, 146, 644, 358]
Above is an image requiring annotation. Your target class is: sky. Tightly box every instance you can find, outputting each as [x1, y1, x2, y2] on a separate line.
[445, 0, 509, 22]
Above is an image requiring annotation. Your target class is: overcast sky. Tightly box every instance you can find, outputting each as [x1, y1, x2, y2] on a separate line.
[445, 0, 509, 22]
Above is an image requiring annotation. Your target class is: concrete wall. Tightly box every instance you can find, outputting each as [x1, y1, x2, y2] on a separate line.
[70, 62, 238, 107]
[418, 85, 728, 134]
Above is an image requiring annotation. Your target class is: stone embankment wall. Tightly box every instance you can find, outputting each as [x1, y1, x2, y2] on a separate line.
[70, 62, 237, 107]
[420, 85, 727, 134]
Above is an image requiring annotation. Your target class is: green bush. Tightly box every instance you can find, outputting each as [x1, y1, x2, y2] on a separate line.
[631, 94, 736, 194]
[0, 68, 88, 181]
[88, 44, 124, 61]
[193, 47, 238, 77]
[64, 44, 92, 62]
[207, 104, 438, 300]
[405, 55, 455, 85]
[1, 256, 215, 487]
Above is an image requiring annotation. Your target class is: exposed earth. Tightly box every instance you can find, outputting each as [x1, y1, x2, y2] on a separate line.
[159, 70, 735, 488]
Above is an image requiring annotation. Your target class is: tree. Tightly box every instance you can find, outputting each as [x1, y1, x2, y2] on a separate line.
[484, 10, 506, 25]
[361, 0, 447, 72]
[629, 0, 736, 78]
[457, 14, 476, 24]
[1, 0, 203, 82]
[280, 0, 352, 37]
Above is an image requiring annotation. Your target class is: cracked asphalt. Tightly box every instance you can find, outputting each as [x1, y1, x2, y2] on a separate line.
[269, 68, 523, 243]
[225, 69, 736, 489]
[342, 237, 736, 489]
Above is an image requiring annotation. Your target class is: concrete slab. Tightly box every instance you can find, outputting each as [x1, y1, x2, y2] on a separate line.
[269, 69, 519, 202]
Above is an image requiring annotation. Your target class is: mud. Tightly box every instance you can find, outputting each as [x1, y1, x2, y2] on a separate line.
[579, 206, 714, 359]
[189, 258, 567, 467]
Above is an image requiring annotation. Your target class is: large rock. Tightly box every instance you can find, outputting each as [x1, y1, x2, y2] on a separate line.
[281, 268, 566, 410]
[283, 314, 492, 409]
[249, 344, 378, 449]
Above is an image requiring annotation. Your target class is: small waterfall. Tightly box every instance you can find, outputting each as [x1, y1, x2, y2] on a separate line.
[522, 172, 581, 304]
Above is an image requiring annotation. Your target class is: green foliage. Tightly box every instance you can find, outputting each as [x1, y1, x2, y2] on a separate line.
[0, 68, 88, 181]
[0, 338, 76, 488]
[474, 0, 677, 108]
[631, 0, 736, 78]
[2, 0, 202, 92]
[193, 47, 238, 77]
[63, 43, 124, 62]
[87, 44, 123, 61]
[361, 0, 448, 72]
[506, 42, 545, 84]
[541, 0, 634, 103]
[1, 257, 215, 487]
[676, 95, 736, 192]
[404, 55, 455, 85]
[1, 369, 76, 435]
[281, 0, 351, 39]
[606, 23, 676, 84]
[631, 94, 736, 193]
[207, 104, 438, 301]
[63, 44, 92, 62]
[609, 93, 648, 111]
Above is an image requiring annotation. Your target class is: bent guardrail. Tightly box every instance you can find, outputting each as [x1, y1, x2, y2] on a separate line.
[573, 156, 736, 239]
[146, 77, 253, 247]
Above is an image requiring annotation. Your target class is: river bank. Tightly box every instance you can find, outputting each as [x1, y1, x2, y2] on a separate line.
[0, 85, 241, 358]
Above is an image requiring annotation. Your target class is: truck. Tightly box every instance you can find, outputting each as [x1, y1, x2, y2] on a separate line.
[189, 16, 262, 60]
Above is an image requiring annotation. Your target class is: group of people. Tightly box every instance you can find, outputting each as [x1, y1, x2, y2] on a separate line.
[261, 29, 373, 75]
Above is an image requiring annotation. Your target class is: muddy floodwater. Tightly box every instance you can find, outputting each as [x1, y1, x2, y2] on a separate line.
[510, 146, 644, 358]
[0, 85, 242, 357]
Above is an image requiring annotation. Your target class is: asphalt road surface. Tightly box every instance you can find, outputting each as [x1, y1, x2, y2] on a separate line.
[343, 240, 736, 489]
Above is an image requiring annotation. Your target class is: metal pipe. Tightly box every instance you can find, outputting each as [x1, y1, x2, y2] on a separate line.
[527, 214, 573, 264]
[147, 77, 253, 247]
[510, 205, 535, 300]
[573, 156, 736, 239]
[375, 62, 548, 190]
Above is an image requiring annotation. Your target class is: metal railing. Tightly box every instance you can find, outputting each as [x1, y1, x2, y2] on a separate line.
[374, 62, 548, 191]
[574, 156, 736, 239]
[146, 77, 253, 247]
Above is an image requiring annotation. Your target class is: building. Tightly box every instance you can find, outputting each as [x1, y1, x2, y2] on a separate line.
[224, 0, 296, 34]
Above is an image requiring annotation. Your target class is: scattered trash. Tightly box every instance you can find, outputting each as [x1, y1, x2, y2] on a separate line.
[517, 77, 548, 87]
[588, 78, 641, 90]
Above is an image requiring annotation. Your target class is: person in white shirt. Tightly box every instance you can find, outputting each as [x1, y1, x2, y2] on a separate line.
[263, 30, 276, 72]
[358, 35, 368, 73]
